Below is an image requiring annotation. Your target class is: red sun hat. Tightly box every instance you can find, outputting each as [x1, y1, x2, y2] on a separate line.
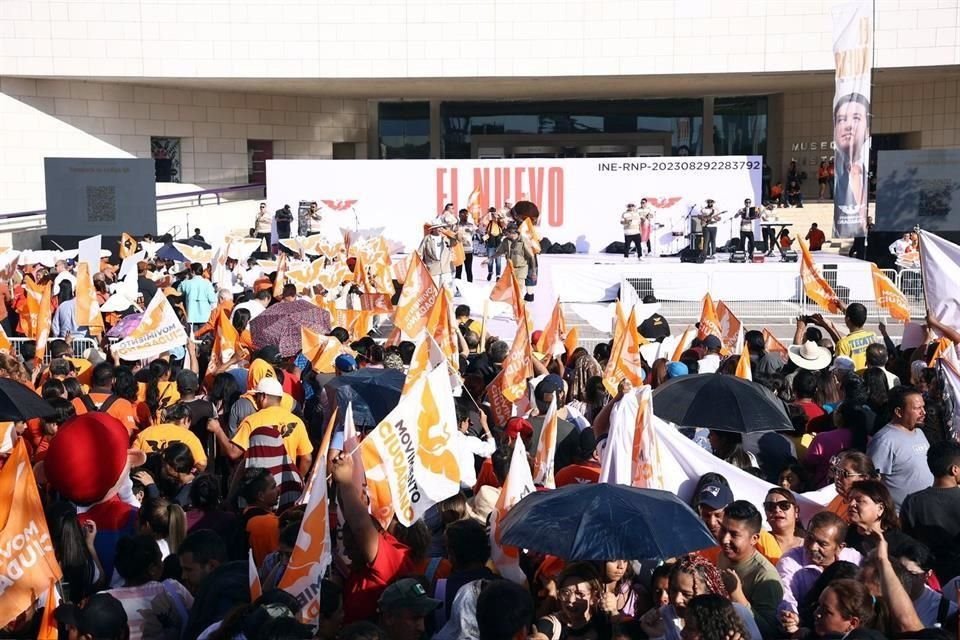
[45, 413, 131, 505]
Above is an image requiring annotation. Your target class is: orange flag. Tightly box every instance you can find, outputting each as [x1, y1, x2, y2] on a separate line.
[489, 261, 524, 319]
[672, 326, 696, 362]
[929, 337, 953, 367]
[500, 317, 534, 402]
[34, 284, 52, 363]
[603, 306, 646, 396]
[393, 252, 439, 339]
[536, 298, 567, 358]
[20, 277, 44, 338]
[427, 289, 459, 367]
[119, 232, 136, 260]
[715, 301, 742, 355]
[613, 299, 627, 336]
[277, 456, 332, 624]
[249, 549, 262, 602]
[466, 186, 483, 223]
[533, 398, 558, 489]
[0, 440, 62, 629]
[213, 309, 241, 365]
[0, 322, 11, 353]
[519, 218, 542, 255]
[76, 262, 104, 336]
[763, 329, 789, 356]
[697, 293, 721, 341]
[384, 326, 402, 348]
[484, 370, 515, 427]
[871, 264, 911, 322]
[301, 326, 349, 374]
[352, 255, 371, 292]
[272, 251, 288, 299]
[36, 578, 58, 640]
[798, 237, 843, 314]
[735, 349, 753, 381]
[299, 408, 338, 507]
[563, 325, 580, 360]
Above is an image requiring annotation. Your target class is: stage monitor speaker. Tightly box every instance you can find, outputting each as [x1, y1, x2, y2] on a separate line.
[729, 251, 747, 263]
[780, 250, 799, 262]
[680, 248, 706, 264]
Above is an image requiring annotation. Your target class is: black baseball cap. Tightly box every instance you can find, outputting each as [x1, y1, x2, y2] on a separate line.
[55, 593, 129, 639]
[379, 578, 442, 615]
[695, 482, 734, 510]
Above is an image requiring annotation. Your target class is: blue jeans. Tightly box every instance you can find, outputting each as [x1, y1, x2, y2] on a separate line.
[486, 247, 503, 276]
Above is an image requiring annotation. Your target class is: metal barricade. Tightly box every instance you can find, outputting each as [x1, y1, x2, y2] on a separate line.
[897, 268, 925, 318]
[9, 336, 98, 363]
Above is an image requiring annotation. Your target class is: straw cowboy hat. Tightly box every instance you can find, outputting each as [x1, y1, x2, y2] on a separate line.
[787, 341, 832, 371]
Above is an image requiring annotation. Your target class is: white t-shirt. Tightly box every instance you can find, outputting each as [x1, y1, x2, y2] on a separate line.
[699, 353, 721, 374]
[231, 299, 267, 321]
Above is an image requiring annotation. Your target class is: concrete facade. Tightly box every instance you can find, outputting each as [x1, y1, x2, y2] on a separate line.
[0, 77, 367, 213]
[2, 0, 959, 79]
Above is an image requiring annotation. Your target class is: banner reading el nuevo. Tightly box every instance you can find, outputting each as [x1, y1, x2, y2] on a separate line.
[832, 1, 873, 238]
[267, 157, 761, 253]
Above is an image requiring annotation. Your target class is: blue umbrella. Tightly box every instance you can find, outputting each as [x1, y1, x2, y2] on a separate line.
[499, 483, 716, 561]
[322, 368, 405, 430]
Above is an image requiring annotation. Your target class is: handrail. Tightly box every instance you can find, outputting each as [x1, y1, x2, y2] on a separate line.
[0, 182, 266, 221]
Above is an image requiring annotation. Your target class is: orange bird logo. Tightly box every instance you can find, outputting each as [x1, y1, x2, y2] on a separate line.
[321, 199, 358, 211]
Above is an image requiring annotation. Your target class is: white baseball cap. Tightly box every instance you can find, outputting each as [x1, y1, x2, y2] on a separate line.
[254, 377, 284, 397]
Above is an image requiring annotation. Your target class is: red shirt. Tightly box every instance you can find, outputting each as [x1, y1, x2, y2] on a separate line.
[343, 531, 414, 623]
[555, 463, 600, 487]
[806, 228, 826, 251]
[792, 400, 827, 433]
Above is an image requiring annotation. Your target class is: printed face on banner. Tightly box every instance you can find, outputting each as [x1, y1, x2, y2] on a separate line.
[833, 99, 870, 160]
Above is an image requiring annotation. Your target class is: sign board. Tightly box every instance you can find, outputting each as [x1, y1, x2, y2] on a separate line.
[267, 157, 762, 253]
[44, 158, 156, 236]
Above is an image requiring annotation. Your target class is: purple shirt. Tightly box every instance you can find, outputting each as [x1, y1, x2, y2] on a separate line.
[804, 428, 852, 488]
[776, 545, 862, 614]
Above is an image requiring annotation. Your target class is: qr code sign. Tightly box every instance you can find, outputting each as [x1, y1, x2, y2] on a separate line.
[86, 186, 117, 222]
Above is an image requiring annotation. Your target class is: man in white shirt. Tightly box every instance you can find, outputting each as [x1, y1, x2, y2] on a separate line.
[699, 335, 723, 374]
[53, 260, 77, 291]
[454, 403, 495, 488]
[620, 203, 643, 260]
[637, 198, 657, 257]
[889, 232, 912, 258]
[231, 288, 271, 321]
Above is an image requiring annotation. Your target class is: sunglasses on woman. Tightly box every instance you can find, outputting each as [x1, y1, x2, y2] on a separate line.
[763, 500, 794, 512]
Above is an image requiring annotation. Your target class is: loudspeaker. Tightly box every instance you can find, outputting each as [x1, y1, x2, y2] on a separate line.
[729, 251, 747, 263]
[780, 250, 798, 262]
[680, 248, 706, 263]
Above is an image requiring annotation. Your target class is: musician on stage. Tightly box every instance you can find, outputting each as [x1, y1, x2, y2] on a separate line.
[638, 198, 657, 256]
[699, 198, 720, 257]
[620, 202, 643, 260]
[734, 198, 761, 256]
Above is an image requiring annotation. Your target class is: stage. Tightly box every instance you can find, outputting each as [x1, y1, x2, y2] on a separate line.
[528, 252, 876, 329]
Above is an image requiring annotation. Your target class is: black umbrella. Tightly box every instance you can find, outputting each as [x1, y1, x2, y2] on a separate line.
[0, 378, 55, 420]
[499, 483, 715, 561]
[652, 373, 792, 433]
[322, 368, 405, 430]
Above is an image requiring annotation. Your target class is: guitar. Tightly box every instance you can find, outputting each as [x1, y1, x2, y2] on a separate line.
[698, 209, 728, 226]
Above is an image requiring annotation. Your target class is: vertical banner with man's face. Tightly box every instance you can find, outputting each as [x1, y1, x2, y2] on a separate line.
[832, 1, 873, 238]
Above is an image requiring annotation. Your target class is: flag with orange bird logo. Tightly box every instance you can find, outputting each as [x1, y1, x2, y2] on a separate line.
[489, 261, 525, 320]
[277, 455, 332, 625]
[536, 298, 568, 358]
[360, 364, 462, 526]
[533, 398, 558, 489]
[697, 293, 721, 341]
[871, 264, 910, 322]
[393, 252, 439, 339]
[34, 284, 52, 363]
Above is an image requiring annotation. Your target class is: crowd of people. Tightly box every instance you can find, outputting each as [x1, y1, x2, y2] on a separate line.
[0, 223, 958, 640]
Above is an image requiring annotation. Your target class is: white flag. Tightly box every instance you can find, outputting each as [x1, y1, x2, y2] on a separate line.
[490, 438, 535, 584]
[111, 290, 188, 361]
[941, 359, 960, 441]
[599, 386, 664, 489]
[360, 364, 462, 526]
[920, 230, 960, 333]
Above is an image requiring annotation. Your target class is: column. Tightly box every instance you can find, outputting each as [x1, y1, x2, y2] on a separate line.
[702, 96, 715, 155]
[430, 100, 442, 159]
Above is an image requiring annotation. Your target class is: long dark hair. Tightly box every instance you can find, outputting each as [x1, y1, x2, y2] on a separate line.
[209, 372, 241, 417]
[145, 359, 173, 419]
[849, 479, 900, 531]
[232, 307, 252, 333]
[45, 501, 97, 603]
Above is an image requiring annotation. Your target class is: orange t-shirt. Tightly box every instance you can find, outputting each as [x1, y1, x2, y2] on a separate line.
[826, 494, 851, 521]
[697, 545, 722, 566]
[87, 392, 138, 434]
[555, 463, 600, 487]
[244, 508, 280, 566]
